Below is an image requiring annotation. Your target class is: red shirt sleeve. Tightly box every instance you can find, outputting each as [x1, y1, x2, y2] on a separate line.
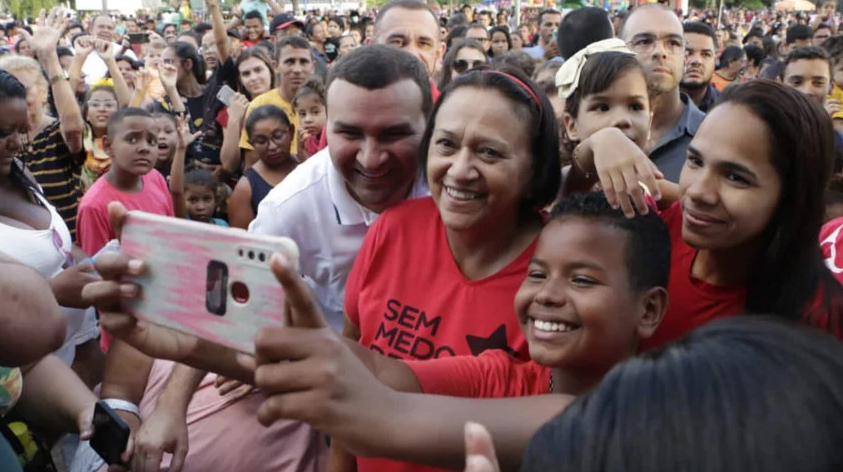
[404, 351, 550, 398]
[77, 202, 112, 257]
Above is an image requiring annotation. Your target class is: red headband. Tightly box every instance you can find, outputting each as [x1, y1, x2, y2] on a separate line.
[483, 70, 542, 112]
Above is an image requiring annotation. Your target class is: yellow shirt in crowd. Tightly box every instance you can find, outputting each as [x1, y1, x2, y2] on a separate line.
[239, 89, 299, 156]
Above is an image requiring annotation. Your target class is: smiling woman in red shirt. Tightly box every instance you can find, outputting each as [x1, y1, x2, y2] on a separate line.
[568, 79, 843, 348]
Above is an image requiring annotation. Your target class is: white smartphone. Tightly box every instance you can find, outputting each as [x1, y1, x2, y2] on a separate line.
[216, 84, 236, 106]
[120, 211, 299, 354]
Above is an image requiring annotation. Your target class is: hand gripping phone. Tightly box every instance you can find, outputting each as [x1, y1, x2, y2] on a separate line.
[90, 401, 130, 466]
[120, 211, 300, 354]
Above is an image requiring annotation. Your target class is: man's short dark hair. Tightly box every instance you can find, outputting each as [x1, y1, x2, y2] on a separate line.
[684, 21, 717, 48]
[745, 44, 764, 68]
[558, 7, 613, 59]
[107, 107, 153, 137]
[277, 35, 312, 61]
[245, 10, 263, 23]
[537, 8, 561, 26]
[375, 0, 438, 35]
[786, 24, 812, 45]
[742, 27, 763, 46]
[327, 45, 432, 116]
[782, 45, 831, 79]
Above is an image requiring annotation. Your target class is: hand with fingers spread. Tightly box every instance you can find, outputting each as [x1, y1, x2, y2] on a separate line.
[175, 114, 201, 151]
[579, 127, 663, 218]
[463, 422, 500, 472]
[26, 7, 70, 54]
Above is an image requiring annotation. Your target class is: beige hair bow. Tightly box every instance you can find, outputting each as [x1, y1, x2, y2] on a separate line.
[555, 38, 635, 100]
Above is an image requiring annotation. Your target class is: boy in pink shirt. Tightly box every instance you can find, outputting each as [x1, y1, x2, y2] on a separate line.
[77, 107, 174, 352]
[77, 108, 174, 257]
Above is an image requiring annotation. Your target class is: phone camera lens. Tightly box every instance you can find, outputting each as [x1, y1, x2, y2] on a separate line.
[248, 250, 255, 260]
[258, 253, 266, 262]
[238, 249, 244, 257]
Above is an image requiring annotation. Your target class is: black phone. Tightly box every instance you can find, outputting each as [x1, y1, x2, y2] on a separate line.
[90, 401, 131, 465]
[128, 32, 150, 44]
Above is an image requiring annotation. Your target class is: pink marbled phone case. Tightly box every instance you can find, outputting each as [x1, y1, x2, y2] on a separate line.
[121, 211, 300, 354]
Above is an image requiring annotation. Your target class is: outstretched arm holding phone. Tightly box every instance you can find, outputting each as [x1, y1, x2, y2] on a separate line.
[83, 203, 572, 470]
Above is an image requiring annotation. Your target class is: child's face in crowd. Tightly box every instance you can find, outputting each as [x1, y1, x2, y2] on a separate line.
[144, 45, 165, 68]
[295, 94, 327, 136]
[105, 116, 158, 176]
[249, 117, 294, 166]
[514, 217, 663, 371]
[427, 87, 533, 232]
[782, 58, 831, 105]
[185, 184, 216, 222]
[565, 70, 651, 150]
[154, 116, 177, 163]
[86, 89, 119, 132]
[678, 103, 782, 251]
[116, 60, 136, 87]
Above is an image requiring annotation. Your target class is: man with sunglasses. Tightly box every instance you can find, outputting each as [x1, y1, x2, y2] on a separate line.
[621, 3, 705, 182]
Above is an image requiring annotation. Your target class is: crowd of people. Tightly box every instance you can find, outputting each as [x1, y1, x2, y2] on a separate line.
[4, 0, 843, 471]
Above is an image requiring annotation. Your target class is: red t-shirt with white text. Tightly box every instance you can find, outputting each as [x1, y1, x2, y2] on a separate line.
[345, 197, 532, 472]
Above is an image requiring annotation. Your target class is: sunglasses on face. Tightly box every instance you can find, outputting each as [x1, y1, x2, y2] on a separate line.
[453, 59, 485, 74]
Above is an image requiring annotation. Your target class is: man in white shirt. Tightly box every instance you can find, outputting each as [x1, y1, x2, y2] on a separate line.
[81, 14, 137, 85]
[250, 44, 432, 332]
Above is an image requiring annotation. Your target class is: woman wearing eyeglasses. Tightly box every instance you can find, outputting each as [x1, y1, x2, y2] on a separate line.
[437, 38, 489, 91]
[228, 105, 298, 229]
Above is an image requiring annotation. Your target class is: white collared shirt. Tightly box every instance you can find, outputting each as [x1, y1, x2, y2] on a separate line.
[249, 148, 430, 332]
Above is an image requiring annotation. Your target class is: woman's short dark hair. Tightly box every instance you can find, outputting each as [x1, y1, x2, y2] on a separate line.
[437, 38, 488, 91]
[488, 26, 512, 56]
[167, 41, 207, 85]
[523, 316, 843, 472]
[245, 104, 291, 138]
[420, 66, 560, 217]
[716, 80, 843, 333]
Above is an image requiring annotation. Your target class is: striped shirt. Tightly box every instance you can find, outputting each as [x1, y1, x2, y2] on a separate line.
[19, 121, 84, 240]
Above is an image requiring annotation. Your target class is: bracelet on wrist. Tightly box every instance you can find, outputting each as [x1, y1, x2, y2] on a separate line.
[572, 145, 593, 180]
[101, 398, 140, 417]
